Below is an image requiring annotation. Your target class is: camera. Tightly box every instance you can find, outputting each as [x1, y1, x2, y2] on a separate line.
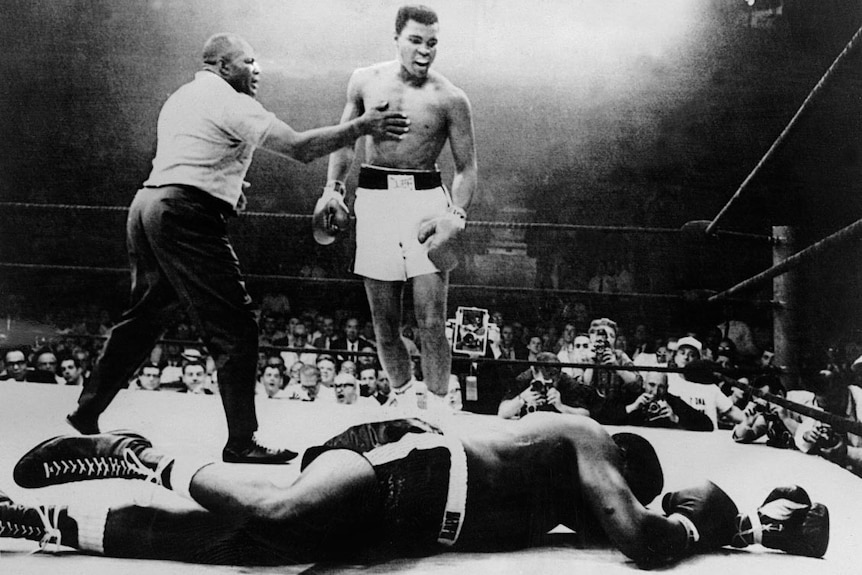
[452, 307, 489, 358]
[765, 416, 794, 449]
[816, 425, 841, 449]
[646, 401, 662, 415]
[593, 338, 608, 359]
[530, 379, 548, 396]
[526, 379, 551, 413]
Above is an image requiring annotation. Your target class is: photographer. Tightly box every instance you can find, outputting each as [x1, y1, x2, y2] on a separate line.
[498, 352, 596, 420]
[581, 318, 643, 425]
[731, 374, 796, 449]
[793, 368, 862, 477]
[627, 372, 713, 431]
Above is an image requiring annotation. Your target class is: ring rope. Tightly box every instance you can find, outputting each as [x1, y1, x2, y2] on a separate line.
[709, 216, 862, 302]
[27, 332, 786, 376]
[0, 261, 779, 305]
[0, 202, 132, 214]
[0, 201, 773, 241]
[705, 21, 862, 235]
[723, 373, 862, 436]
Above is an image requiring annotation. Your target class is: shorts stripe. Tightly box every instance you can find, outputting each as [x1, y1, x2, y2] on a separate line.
[365, 432, 467, 546]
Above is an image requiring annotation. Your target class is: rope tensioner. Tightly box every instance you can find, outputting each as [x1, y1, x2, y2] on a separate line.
[680, 220, 775, 245]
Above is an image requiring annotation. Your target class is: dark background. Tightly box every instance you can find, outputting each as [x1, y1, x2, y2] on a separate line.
[1, 0, 861, 346]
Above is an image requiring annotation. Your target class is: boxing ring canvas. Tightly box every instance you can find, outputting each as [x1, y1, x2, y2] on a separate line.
[1, 382, 858, 575]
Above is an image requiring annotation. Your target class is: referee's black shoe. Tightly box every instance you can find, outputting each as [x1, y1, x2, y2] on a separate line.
[65, 410, 100, 435]
[222, 436, 298, 464]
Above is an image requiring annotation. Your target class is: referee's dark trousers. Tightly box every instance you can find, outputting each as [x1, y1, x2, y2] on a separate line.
[75, 185, 259, 443]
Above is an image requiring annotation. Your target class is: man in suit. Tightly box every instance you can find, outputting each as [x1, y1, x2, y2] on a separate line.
[311, 315, 337, 352]
[332, 317, 373, 365]
[474, 323, 528, 414]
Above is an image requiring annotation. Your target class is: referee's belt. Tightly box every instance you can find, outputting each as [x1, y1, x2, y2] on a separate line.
[359, 165, 442, 191]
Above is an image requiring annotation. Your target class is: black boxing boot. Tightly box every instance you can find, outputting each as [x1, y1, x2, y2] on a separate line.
[0, 489, 77, 552]
[14, 431, 173, 489]
[731, 485, 829, 558]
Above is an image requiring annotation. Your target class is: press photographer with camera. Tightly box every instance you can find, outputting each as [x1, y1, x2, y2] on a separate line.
[581, 318, 643, 425]
[731, 374, 796, 449]
[793, 367, 862, 477]
[498, 352, 597, 420]
[627, 372, 714, 431]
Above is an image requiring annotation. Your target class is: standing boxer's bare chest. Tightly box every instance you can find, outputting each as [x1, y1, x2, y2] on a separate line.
[363, 79, 448, 136]
[362, 79, 450, 167]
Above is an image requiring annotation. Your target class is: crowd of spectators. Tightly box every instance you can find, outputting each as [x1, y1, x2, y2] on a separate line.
[3, 296, 862, 478]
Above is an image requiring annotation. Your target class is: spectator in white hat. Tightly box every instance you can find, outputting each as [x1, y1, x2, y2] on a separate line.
[666, 344, 746, 430]
[673, 336, 702, 369]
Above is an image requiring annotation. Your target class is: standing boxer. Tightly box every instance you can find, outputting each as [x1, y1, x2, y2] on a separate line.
[319, 5, 478, 405]
[66, 33, 410, 464]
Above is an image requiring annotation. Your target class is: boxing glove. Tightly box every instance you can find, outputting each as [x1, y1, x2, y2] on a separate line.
[312, 181, 350, 245]
[417, 206, 466, 272]
[732, 485, 829, 558]
[661, 480, 739, 554]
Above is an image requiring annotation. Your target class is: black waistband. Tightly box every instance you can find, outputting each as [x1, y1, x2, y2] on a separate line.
[358, 166, 442, 190]
[144, 184, 235, 217]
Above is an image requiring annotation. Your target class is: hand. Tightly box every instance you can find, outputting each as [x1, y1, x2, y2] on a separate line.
[650, 401, 678, 424]
[519, 388, 542, 407]
[417, 209, 467, 243]
[590, 347, 611, 364]
[546, 386, 562, 408]
[803, 423, 838, 450]
[632, 392, 652, 412]
[764, 403, 782, 418]
[599, 347, 616, 365]
[235, 181, 250, 214]
[321, 181, 349, 214]
[813, 423, 843, 454]
[819, 435, 847, 464]
[728, 387, 746, 406]
[312, 181, 350, 245]
[416, 207, 467, 272]
[662, 481, 740, 553]
[802, 426, 825, 445]
[359, 101, 410, 141]
[444, 206, 468, 230]
[742, 400, 773, 423]
[814, 423, 840, 448]
[732, 486, 829, 558]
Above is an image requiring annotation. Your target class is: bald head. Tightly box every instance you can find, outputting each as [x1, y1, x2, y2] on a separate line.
[202, 33, 248, 65]
[201, 33, 260, 97]
[4, 349, 27, 381]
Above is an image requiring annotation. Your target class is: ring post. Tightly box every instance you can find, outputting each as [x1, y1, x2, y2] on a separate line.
[773, 226, 800, 391]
